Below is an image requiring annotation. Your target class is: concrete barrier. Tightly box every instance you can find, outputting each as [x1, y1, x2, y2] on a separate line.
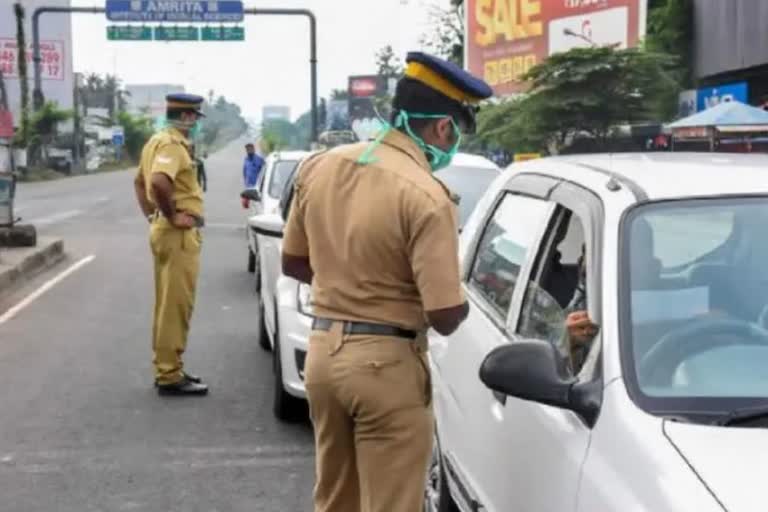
[0, 237, 65, 296]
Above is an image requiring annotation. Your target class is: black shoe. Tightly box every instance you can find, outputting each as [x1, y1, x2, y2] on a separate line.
[154, 372, 203, 387]
[157, 376, 209, 396]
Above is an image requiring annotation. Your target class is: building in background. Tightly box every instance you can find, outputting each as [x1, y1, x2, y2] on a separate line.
[464, 0, 647, 97]
[0, 0, 74, 131]
[262, 105, 290, 122]
[686, 0, 768, 111]
[125, 84, 185, 117]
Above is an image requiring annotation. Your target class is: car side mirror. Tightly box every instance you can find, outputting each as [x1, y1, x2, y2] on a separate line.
[241, 188, 262, 202]
[479, 340, 600, 427]
[248, 213, 284, 238]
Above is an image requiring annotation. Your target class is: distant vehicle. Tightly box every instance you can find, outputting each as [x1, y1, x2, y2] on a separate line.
[241, 150, 309, 349]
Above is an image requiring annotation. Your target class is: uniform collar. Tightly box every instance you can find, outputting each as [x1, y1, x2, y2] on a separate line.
[381, 128, 430, 172]
[167, 127, 190, 147]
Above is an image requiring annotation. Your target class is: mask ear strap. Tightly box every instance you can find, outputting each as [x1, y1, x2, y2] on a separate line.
[356, 111, 403, 165]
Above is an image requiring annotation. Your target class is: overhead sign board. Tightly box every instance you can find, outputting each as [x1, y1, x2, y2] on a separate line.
[107, 25, 153, 41]
[465, 0, 647, 96]
[154, 26, 200, 41]
[106, 1, 244, 23]
[201, 26, 245, 41]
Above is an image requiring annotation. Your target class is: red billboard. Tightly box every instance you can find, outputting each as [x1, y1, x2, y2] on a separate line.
[465, 0, 646, 96]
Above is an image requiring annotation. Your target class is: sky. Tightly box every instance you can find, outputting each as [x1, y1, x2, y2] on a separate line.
[70, 0, 447, 123]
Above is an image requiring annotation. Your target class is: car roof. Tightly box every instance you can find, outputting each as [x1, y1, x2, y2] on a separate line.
[506, 152, 768, 200]
[450, 152, 500, 170]
[270, 150, 310, 161]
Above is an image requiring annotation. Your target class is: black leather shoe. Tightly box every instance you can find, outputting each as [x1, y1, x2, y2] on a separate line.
[183, 371, 202, 384]
[154, 372, 202, 387]
[157, 376, 209, 396]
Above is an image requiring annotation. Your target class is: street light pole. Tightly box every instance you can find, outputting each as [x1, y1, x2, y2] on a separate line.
[244, 8, 319, 143]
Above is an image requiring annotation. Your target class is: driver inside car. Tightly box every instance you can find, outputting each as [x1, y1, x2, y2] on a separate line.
[561, 245, 599, 374]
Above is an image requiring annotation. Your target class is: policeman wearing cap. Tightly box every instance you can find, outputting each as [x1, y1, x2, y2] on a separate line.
[133, 93, 208, 396]
[281, 52, 492, 511]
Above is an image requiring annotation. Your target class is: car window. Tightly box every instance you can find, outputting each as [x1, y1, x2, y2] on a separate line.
[623, 198, 768, 410]
[645, 210, 734, 269]
[268, 160, 300, 199]
[468, 193, 552, 320]
[518, 209, 589, 372]
[434, 165, 499, 228]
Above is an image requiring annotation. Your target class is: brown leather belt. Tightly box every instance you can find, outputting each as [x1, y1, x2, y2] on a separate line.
[312, 317, 417, 340]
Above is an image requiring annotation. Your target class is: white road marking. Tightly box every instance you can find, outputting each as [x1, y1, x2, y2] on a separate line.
[28, 209, 84, 226]
[0, 255, 95, 325]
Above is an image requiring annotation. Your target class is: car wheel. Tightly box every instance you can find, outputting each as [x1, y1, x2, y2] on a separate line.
[257, 292, 271, 351]
[272, 323, 306, 422]
[424, 432, 457, 512]
[247, 248, 256, 273]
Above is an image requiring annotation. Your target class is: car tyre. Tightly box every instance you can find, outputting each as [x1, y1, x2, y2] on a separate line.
[257, 292, 271, 351]
[424, 431, 457, 512]
[272, 319, 306, 422]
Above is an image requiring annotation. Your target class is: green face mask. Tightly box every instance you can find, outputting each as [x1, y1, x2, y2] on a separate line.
[188, 120, 202, 140]
[395, 110, 461, 172]
[355, 110, 462, 170]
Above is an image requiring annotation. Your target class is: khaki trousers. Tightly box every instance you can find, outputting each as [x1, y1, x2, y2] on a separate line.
[149, 220, 202, 385]
[305, 322, 434, 512]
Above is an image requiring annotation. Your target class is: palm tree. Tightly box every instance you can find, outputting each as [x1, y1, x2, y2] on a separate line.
[13, 2, 30, 148]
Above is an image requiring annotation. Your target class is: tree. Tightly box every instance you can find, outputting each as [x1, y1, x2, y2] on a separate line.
[13, 2, 31, 149]
[330, 89, 349, 101]
[645, 0, 694, 120]
[29, 101, 73, 160]
[474, 45, 676, 154]
[419, 3, 464, 67]
[116, 111, 153, 161]
[375, 45, 403, 78]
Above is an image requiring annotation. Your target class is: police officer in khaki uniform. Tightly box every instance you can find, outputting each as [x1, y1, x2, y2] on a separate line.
[281, 52, 492, 512]
[133, 93, 208, 396]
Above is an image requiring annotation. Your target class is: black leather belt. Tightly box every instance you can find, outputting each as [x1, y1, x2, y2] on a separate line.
[312, 317, 417, 340]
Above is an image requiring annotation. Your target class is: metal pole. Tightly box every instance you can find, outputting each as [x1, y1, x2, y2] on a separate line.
[32, 7, 105, 110]
[244, 8, 318, 143]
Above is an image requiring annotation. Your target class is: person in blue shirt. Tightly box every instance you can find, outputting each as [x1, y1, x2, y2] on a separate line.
[242, 143, 264, 188]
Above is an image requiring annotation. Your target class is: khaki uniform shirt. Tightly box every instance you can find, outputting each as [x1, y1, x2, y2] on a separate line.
[282, 129, 464, 331]
[137, 127, 204, 217]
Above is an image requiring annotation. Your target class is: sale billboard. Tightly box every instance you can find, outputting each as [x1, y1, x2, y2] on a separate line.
[465, 0, 647, 96]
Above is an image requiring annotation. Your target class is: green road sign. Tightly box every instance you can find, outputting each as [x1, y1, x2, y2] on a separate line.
[107, 25, 152, 41]
[201, 26, 245, 41]
[153, 26, 200, 41]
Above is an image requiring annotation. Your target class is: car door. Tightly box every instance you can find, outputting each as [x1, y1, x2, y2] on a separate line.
[483, 182, 603, 512]
[430, 190, 556, 511]
[260, 159, 302, 340]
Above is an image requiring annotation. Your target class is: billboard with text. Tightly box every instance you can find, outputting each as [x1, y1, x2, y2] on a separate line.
[465, 0, 646, 96]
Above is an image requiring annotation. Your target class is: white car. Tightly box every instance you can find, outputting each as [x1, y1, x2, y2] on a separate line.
[242, 150, 309, 349]
[250, 152, 500, 422]
[426, 152, 768, 512]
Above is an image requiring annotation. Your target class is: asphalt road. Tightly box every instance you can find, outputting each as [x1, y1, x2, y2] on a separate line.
[0, 140, 315, 512]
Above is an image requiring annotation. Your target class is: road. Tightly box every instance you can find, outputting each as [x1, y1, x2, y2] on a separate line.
[0, 141, 315, 512]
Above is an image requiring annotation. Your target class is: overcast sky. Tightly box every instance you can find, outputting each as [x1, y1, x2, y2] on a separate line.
[70, 0, 445, 122]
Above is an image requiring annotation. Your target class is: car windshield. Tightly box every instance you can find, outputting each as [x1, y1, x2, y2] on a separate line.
[268, 160, 300, 199]
[622, 197, 768, 416]
[434, 165, 499, 227]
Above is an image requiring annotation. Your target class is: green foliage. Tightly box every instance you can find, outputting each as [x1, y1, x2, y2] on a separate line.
[199, 95, 248, 151]
[375, 45, 403, 78]
[474, 45, 677, 154]
[645, 0, 694, 120]
[117, 111, 154, 161]
[419, 3, 464, 67]
[79, 73, 128, 121]
[330, 89, 349, 101]
[261, 118, 299, 151]
[31, 101, 72, 138]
